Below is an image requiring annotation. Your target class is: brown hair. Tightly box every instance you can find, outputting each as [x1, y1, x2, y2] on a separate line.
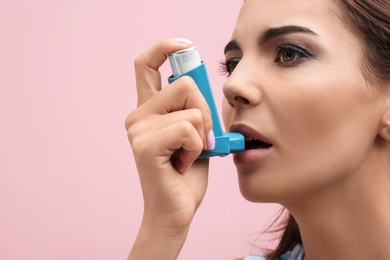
[338, 0, 390, 83]
[268, 1, 390, 259]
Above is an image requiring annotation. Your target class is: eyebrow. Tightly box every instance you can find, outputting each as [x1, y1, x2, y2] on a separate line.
[259, 25, 318, 45]
[224, 40, 241, 54]
[224, 25, 318, 54]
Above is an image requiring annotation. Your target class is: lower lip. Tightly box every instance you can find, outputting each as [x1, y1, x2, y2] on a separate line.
[233, 147, 273, 165]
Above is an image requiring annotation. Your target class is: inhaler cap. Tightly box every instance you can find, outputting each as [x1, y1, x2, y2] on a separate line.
[168, 46, 201, 77]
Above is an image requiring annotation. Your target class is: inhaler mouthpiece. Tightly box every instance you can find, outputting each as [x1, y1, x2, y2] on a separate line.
[168, 46, 201, 77]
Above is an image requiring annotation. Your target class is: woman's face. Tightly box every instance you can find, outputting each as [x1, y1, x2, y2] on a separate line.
[222, 0, 386, 204]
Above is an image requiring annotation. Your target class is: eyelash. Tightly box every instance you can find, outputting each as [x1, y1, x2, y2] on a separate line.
[220, 44, 314, 76]
[219, 58, 240, 77]
[275, 44, 313, 66]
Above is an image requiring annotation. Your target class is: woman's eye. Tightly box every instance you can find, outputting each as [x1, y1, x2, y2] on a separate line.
[275, 45, 313, 66]
[220, 58, 240, 76]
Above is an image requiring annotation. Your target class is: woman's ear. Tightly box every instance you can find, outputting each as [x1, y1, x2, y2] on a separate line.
[379, 110, 390, 142]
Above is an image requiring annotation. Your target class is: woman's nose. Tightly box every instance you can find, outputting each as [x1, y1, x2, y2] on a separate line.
[222, 62, 262, 108]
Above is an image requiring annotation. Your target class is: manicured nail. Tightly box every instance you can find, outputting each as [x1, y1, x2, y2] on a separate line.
[174, 37, 193, 45]
[206, 130, 215, 150]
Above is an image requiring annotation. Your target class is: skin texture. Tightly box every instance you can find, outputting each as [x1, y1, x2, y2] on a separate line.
[126, 39, 212, 260]
[126, 0, 390, 259]
[222, 0, 390, 259]
[223, 0, 383, 203]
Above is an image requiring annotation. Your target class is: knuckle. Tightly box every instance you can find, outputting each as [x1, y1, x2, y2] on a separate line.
[128, 126, 152, 158]
[177, 76, 196, 91]
[188, 135, 204, 154]
[187, 108, 204, 126]
[126, 112, 149, 143]
[192, 136, 204, 151]
[133, 55, 145, 70]
[124, 111, 137, 130]
[177, 121, 195, 136]
[127, 120, 146, 141]
[176, 122, 203, 151]
[126, 124, 135, 140]
[130, 138, 151, 162]
[130, 135, 145, 153]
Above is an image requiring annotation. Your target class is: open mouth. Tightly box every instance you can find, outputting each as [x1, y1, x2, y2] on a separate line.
[245, 137, 273, 150]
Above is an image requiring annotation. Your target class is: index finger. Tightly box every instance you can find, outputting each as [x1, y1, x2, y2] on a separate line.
[134, 38, 193, 106]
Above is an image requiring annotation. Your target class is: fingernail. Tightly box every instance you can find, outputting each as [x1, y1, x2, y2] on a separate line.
[174, 37, 193, 45]
[206, 130, 215, 150]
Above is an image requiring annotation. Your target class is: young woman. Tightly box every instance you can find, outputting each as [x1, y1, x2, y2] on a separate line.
[125, 1, 390, 259]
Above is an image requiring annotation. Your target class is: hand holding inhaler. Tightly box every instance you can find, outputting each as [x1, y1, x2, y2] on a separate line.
[168, 46, 245, 158]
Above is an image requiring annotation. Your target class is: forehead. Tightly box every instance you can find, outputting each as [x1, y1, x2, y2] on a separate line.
[233, 0, 341, 39]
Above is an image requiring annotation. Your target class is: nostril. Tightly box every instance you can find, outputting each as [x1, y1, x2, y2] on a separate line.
[234, 96, 250, 105]
[227, 100, 235, 107]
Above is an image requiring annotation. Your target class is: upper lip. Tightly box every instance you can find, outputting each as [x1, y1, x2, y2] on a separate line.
[229, 124, 273, 145]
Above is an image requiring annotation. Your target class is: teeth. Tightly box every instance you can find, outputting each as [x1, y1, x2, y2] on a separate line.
[245, 136, 255, 141]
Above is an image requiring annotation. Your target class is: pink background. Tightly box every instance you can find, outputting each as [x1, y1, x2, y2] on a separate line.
[0, 0, 281, 259]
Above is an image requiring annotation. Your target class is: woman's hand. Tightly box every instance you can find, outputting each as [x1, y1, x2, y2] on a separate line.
[125, 39, 213, 259]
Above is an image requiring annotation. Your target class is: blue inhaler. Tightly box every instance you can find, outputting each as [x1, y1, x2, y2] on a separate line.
[168, 46, 245, 158]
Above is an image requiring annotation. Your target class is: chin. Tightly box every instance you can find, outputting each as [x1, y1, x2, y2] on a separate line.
[238, 177, 277, 203]
[237, 167, 300, 204]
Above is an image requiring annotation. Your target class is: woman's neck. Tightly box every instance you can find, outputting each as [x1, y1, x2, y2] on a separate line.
[288, 162, 390, 260]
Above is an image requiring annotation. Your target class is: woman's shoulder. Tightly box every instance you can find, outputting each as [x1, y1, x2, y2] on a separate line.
[243, 244, 304, 260]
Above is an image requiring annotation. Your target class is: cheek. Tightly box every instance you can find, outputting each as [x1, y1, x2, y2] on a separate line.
[276, 93, 347, 153]
[270, 68, 359, 145]
[271, 79, 380, 181]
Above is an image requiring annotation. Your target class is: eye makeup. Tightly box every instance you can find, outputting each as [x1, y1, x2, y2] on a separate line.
[219, 57, 241, 76]
[220, 40, 317, 76]
[221, 25, 322, 76]
[274, 43, 315, 67]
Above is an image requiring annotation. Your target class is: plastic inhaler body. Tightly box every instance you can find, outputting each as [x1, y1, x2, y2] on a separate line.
[168, 46, 245, 158]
